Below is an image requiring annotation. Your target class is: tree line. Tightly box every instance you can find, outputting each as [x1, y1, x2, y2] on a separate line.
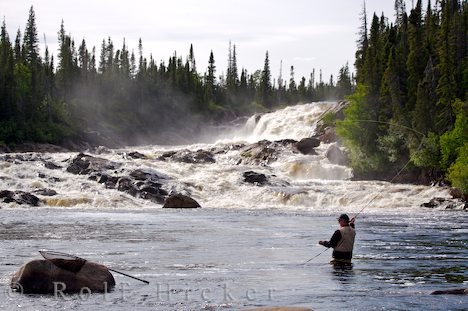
[337, 0, 467, 194]
[0, 6, 353, 147]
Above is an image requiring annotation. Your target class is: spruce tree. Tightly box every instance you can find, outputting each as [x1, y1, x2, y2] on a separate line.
[355, 1, 369, 82]
[436, 0, 458, 133]
[258, 51, 272, 107]
[0, 19, 15, 123]
[406, 0, 426, 112]
[23, 6, 40, 66]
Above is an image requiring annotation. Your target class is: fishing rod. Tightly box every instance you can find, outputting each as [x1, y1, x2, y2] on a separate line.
[301, 118, 426, 264]
[107, 268, 150, 284]
[39, 250, 150, 284]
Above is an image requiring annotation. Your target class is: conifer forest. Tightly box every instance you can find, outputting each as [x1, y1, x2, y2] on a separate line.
[0, 1, 466, 194]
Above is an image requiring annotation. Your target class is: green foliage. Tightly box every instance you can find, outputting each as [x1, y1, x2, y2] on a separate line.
[337, 84, 370, 141]
[439, 99, 468, 170]
[377, 129, 406, 163]
[321, 111, 336, 127]
[410, 132, 441, 168]
[0, 120, 21, 143]
[339, 0, 467, 185]
[447, 144, 468, 195]
[337, 84, 386, 173]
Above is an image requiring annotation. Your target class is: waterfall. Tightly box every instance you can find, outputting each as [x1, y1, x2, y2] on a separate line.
[0, 102, 452, 211]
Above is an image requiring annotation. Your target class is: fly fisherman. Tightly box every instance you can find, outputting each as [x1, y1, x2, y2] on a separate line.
[318, 214, 356, 266]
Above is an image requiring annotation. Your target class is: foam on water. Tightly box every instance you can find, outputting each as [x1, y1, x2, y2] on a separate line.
[0, 102, 453, 213]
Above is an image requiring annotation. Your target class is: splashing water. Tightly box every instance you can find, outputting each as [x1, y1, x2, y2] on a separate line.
[0, 102, 466, 311]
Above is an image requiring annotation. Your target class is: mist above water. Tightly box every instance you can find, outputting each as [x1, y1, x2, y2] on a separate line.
[0, 101, 453, 212]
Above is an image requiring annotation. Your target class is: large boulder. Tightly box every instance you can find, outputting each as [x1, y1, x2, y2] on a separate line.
[158, 149, 215, 164]
[163, 194, 201, 208]
[0, 190, 40, 206]
[66, 153, 121, 175]
[239, 140, 295, 166]
[325, 145, 347, 165]
[11, 259, 115, 294]
[243, 171, 268, 185]
[295, 138, 320, 155]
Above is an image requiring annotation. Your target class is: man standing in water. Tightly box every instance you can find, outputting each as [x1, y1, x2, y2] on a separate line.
[319, 214, 356, 266]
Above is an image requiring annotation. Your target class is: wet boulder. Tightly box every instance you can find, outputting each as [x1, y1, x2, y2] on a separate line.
[159, 149, 215, 164]
[127, 151, 147, 159]
[32, 188, 57, 196]
[163, 194, 201, 208]
[449, 187, 466, 201]
[210, 143, 246, 155]
[317, 127, 339, 143]
[239, 140, 279, 165]
[239, 139, 297, 166]
[137, 181, 168, 204]
[116, 177, 139, 196]
[130, 168, 161, 182]
[325, 145, 347, 165]
[43, 161, 62, 170]
[295, 137, 320, 155]
[0, 190, 40, 206]
[11, 259, 115, 294]
[421, 197, 467, 210]
[66, 153, 121, 175]
[243, 171, 268, 185]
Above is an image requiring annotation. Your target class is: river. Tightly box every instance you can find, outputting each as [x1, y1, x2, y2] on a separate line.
[0, 102, 466, 310]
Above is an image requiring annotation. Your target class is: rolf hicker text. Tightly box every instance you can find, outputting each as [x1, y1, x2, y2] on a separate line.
[7, 282, 277, 303]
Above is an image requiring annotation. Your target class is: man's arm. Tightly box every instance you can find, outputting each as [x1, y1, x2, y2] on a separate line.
[319, 230, 341, 248]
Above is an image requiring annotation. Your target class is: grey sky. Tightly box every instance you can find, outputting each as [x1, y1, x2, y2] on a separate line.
[2, 0, 399, 82]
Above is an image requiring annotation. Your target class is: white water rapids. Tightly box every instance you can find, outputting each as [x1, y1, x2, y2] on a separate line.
[0, 102, 452, 212]
[1, 102, 466, 311]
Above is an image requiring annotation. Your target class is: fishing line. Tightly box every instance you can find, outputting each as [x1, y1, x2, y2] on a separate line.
[301, 117, 426, 265]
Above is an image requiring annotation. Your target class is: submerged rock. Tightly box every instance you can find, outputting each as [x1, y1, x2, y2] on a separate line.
[431, 288, 467, 295]
[11, 259, 115, 294]
[242, 307, 313, 311]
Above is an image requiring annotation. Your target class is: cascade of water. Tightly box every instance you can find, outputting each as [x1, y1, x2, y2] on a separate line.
[233, 102, 333, 142]
[0, 102, 452, 211]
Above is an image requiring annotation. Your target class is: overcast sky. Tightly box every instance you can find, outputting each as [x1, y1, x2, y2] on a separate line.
[2, 0, 400, 82]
